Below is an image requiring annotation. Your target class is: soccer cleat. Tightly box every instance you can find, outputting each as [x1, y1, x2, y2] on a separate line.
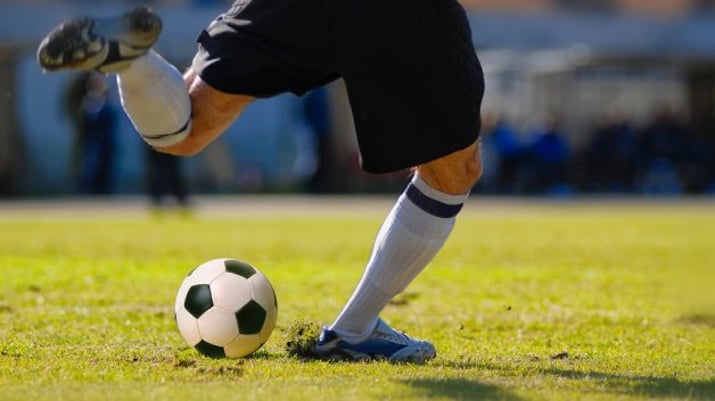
[37, 5, 162, 73]
[315, 319, 436, 363]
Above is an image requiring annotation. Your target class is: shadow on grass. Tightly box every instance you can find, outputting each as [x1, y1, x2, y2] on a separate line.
[463, 359, 714, 400]
[440, 358, 715, 401]
[402, 378, 525, 401]
[539, 367, 715, 400]
[244, 350, 283, 360]
[674, 313, 715, 328]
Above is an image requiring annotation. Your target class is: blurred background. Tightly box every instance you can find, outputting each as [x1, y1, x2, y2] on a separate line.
[1, 0, 715, 198]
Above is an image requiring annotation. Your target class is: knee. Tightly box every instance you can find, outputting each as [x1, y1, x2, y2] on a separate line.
[465, 153, 484, 187]
[417, 141, 483, 195]
[449, 153, 483, 193]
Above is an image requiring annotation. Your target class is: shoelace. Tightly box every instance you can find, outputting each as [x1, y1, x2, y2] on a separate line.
[373, 326, 413, 345]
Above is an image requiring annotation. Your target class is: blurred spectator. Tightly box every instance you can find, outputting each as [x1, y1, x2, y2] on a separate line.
[638, 159, 684, 195]
[300, 87, 335, 193]
[636, 105, 690, 194]
[146, 148, 190, 210]
[525, 117, 572, 195]
[585, 109, 637, 193]
[481, 113, 525, 193]
[677, 127, 715, 194]
[64, 72, 118, 195]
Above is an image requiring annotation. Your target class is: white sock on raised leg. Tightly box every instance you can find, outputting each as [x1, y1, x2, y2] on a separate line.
[116, 50, 192, 147]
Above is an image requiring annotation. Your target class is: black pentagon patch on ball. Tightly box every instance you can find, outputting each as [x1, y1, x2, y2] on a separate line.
[235, 300, 267, 335]
[224, 259, 256, 279]
[184, 284, 213, 319]
[194, 340, 226, 358]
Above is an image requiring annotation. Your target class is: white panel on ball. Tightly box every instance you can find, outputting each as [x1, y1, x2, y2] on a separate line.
[185, 259, 229, 287]
[175, 308, 202, 346]
[248, 273, 277, 309]
[197, 307, 240, 346]
[224, 334, 262, 358]
[174, 280, 191, 313]
[210, 273, 252, 311]
[259, 306, 278, 344]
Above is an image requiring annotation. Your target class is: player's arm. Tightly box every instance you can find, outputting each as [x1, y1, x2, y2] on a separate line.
[157, 69, 255, 157]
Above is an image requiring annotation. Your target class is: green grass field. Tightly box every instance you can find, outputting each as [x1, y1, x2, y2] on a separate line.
[1, 197, 714, 401]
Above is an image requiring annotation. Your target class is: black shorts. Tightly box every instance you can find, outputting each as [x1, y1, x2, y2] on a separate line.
[193, 0, 484, 173]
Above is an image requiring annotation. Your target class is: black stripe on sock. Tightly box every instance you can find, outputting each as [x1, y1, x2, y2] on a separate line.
[405, 184, 463, 218]
[141, 118, 191, 140]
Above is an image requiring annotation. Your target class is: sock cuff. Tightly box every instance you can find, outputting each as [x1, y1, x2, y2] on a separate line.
[405, 175, 469, 218]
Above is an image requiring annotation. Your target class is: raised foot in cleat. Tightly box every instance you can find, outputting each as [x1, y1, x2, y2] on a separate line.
[37, 5, 162, 73]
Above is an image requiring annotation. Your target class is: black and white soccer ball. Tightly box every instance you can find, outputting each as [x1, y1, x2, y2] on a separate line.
[174, 258, 278, 358]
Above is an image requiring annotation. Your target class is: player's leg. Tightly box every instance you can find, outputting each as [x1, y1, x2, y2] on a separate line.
[118, 61, 253, 156]
[316, 142, 481, 363]
[37, 5, 254, 154]
[315, 0, 484, 363]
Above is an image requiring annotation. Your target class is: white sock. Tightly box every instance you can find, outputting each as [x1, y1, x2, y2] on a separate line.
[116, 50, 192, 147]
[329, 174, 470, 342]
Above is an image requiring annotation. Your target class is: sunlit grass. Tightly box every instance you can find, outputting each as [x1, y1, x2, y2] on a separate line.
[1, 198, 713, 401]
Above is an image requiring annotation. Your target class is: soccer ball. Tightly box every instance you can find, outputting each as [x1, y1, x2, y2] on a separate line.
[174, 258, 278, 358]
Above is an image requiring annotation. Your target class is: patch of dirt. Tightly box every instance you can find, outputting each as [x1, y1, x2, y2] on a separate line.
[284, 320, 322, 359]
